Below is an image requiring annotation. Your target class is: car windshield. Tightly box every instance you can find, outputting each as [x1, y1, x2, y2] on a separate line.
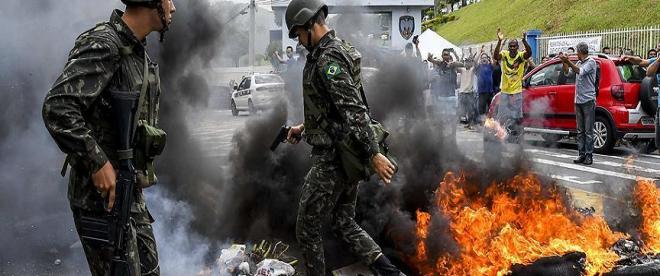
[255, 75, 283, 84]
[616, 63, 646, 83]
[238, 78, 250, 90]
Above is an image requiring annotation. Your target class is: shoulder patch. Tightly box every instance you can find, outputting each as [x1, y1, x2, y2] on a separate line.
[324, 62, 341, 80]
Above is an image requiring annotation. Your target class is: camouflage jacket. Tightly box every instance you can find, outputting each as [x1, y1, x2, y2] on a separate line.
[302, 30, 379, 158]
[42, 10, 161, 211]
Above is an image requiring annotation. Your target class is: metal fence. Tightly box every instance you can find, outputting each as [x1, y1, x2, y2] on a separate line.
[537, 26, 660, 59]
[459, 26, 660, 62]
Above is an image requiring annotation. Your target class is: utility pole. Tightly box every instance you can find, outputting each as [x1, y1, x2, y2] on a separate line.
[249, 0, 256, 72]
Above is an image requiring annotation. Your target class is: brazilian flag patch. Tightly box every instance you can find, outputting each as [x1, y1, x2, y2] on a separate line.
[324, 63, 341, 80]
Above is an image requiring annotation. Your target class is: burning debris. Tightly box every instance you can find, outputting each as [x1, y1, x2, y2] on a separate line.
[208, 241, 298, 276]
[409, 171, 660, 276]
[606, 238, 660, 275]
[575, 206, 597, 217]
[509, 251, 586, 276]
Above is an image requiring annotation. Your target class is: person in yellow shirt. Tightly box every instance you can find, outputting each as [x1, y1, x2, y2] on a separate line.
[493, 28, 532, 143]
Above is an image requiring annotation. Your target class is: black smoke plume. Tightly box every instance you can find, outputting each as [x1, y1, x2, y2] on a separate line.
[153, 0, 227, 243]
[152, 0, 311, 265]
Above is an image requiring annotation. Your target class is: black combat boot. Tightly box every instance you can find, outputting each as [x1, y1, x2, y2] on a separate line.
[573, 155, 586, 164]
[370, 254, 406, 276]
[583, 154, 593, 165]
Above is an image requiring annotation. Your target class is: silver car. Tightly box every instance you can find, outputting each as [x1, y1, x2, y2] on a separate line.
[231, 74, 285, 116]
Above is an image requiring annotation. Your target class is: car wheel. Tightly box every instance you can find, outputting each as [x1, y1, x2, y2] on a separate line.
[594, 115, 615, 153]
[640, 76, 658, 116]
[541, 134, 563, 143]
[231, 100, 238, 116]
[248, 100, 256, 115]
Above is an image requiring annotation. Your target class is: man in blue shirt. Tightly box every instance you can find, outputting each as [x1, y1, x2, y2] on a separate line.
[560, 42, 597, 165]
[475, 51, 495, 121]
[643, 57, 660, 85]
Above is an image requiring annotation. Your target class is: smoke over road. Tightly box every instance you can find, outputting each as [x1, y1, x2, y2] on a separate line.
[0, 0, 648, 275]
[0, 0, 547, 273]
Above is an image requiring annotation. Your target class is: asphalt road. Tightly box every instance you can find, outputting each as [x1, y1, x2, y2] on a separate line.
[5, 107, 657, 275]
[190, 108, 660, 216]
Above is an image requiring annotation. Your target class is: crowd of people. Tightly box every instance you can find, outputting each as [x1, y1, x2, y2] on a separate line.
[271, 28, 660, 165]
[414, 28, 530, 136]
[420, 29, 660, 164]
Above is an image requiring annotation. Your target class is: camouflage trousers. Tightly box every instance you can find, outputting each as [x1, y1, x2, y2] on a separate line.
[296, 149, 382, 276]
[72, 206, 160, 276]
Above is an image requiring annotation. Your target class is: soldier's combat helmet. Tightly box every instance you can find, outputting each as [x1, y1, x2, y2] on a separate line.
[121, 0, 160, 7]
[285, 0, 328, 39]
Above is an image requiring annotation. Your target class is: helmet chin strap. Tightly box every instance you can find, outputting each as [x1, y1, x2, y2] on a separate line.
[303, 26, 314, 52]
[156, 2, 168, 42]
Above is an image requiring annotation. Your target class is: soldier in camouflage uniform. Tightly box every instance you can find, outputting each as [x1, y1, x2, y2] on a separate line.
[42, 1, 175, 275]
[284, 1, 405, 275]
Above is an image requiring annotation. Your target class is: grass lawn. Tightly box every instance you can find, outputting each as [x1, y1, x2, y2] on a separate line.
[432, 0, 660, 45]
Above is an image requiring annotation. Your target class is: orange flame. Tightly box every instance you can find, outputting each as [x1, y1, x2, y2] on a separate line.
[412, 172, 627, 275]
[484, 118, 507, 142]
[414, 210, 432, 272]
[634, 178, 660, 252]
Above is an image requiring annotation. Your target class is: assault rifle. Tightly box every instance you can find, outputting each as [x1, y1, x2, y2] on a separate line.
[78, 90, 140, 276]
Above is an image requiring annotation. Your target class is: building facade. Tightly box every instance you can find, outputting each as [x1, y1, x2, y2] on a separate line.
[271, 0, 434, 52]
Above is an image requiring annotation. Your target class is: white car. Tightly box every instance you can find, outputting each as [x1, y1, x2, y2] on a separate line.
[230, 74, 285, 116]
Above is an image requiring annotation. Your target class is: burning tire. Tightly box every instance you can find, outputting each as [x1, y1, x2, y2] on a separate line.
[509, 252, 586, 276]
[605, 262, 660, 276]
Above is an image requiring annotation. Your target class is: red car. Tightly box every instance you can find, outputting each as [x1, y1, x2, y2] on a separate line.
[489, 54, 656, 153]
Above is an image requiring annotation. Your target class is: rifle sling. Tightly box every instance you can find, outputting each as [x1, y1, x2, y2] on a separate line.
[130, 50, 150, 149]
